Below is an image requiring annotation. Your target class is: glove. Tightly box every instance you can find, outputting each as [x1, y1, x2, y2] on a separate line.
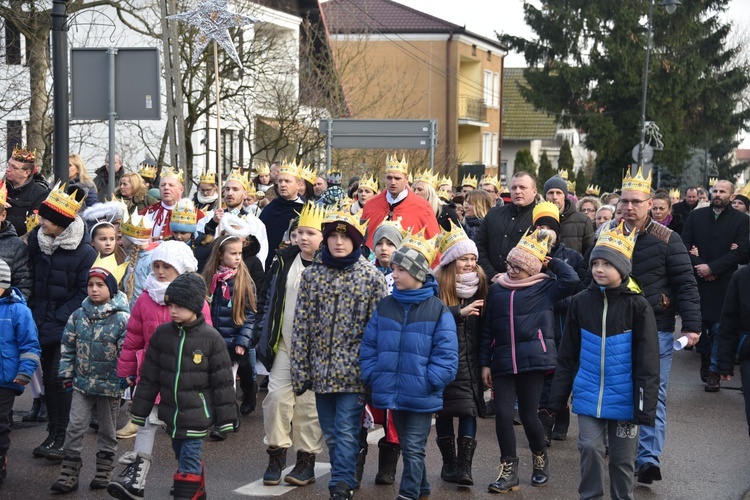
[119, 376, 135, 389]
[295, 381, 313, 397]
[62, 379, 73, 392]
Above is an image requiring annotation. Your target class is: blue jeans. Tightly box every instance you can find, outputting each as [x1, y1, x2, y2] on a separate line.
[392, 410, 433, 500]
[315, 392, 365, 491]
[697, 321, 720, 372]
[171, 437, 204, 475]
[637, 331, 673, 468]
[435, 415, 477, 439]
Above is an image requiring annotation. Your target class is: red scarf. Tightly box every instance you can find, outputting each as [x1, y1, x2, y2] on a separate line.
[210, 265, 238, 300]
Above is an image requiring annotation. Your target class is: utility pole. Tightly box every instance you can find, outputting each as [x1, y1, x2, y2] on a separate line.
[51, 0, 69, 182]
[160, 0, 188, 171]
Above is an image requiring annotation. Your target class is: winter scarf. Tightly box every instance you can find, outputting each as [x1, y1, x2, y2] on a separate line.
[657, 214, 673, 227]
[456, 272, 480, 299]
[37, 216, 85, 255]
[392, 274, 439, 304]
[143, 273, 170, 305]
[320, 246, 362, 270]
[210, 265, 238, 301]
[496, 272, 548, 290]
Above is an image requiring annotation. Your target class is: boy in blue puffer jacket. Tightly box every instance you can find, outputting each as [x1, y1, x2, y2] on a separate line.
[0, 259, 41, 486]
[548, 222, 659, 500]
[360, 229, 458, 500]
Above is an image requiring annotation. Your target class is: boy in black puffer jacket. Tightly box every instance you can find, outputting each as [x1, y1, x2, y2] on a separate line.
[130, 273, 236, 500]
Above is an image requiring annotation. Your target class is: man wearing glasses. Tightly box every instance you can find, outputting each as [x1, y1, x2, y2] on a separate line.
[613, 168, 701, 486]
[4, 146, 49, 236]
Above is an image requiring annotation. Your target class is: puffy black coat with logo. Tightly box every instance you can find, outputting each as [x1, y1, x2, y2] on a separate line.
[559, 199, 595, 255]
[476, 202, 535, 278]
[130, 314, 237, 439]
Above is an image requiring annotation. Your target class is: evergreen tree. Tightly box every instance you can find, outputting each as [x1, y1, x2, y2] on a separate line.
[501, 0, 750, 186]
[574, 168, 587, 196]
[558, 139, 575, 178]
[537, 151, 555, 186]
[515, 149, 538, 177]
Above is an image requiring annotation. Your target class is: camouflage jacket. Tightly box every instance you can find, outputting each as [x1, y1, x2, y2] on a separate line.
[59, 291, 130, 397]
[291, 253, 387, 394]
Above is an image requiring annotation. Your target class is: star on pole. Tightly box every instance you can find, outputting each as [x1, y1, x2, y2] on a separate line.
[168, 0, 259, 70]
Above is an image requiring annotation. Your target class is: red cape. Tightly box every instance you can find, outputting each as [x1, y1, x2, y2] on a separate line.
[361, 189, 440, 248]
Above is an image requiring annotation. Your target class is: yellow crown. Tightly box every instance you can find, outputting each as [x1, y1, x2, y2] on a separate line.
[0, 179, 7, 206]
[398, 227, 438, 265]
[437, 175, 452, 189]
[516, 227, 552, 262]
[436, 220, 469, 255]
[358, 174, 379, 193]
[256, 163, 270, 176]
[460, 173, 478, 188]
[708, 177, 718, 187]
[171, 199, 197, 226]
[621, 166, 652, 195]
[585, 184, 601, 196]
[566, 180, 576, 194]
[43, 181, 83, 219]
[323, 209, 369, 237]
[374, 216, 407, 239]
[199, 169, 216, 185]
[482, 175, 502, 191]
[669, 188, 681, 199]
[595, 221, 637, 261]
[297, 202, 328, 231]
[558, 169, 569, 180]
[533, 201, 560, 224]
[246, 182, 257, 197]
[12, 145, 35, 164]
[90, 253, 129, 285]
[385, 152, 409, 175]
[413, 169, 438, 189]
[120, 210, 154, 241]
[279, 158, 301, 178]
[26, 210, 40, 233]
[139, 164, 158, 180]
[299, 164, 317, 185]
[226, 169, 251, 191]
[740, 183, 750, 198]
[160, 166, 184, 183]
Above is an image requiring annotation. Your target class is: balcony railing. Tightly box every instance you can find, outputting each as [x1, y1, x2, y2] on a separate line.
[458, 95, 487, 123]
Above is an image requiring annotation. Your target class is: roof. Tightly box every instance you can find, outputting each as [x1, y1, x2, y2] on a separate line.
[736, 149, 750, 162]
[502, 68, 558, 141]
[321, 0, 507, 51]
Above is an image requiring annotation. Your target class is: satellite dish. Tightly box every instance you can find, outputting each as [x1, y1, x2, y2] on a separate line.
[632, 143, 653, 164]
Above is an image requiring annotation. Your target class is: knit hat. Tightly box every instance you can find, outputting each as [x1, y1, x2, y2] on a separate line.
[733, 194, 750, 211]
[0, 259, 10, 289]
[372, 218, 406, 248]
[506, 228, 552, 276]
[533, 201, 561, 235]
[589, 221, 637, 280]
[322, 210, 368, 249]
[543, 175, 568, 198]
[89, 254, 128, 298]
[436, 221, 477, 267]
[390, 228, 438, 282]
[149, 240, 198, 275]
[164, 273, 206, 315]
[506, 246, 543, 276]
[38, 184, 86, 229]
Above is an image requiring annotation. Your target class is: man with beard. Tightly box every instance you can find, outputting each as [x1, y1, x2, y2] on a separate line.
[681, 180, 749, 391]
[259, 161, 306, 268]
[671, 187, 699, 230]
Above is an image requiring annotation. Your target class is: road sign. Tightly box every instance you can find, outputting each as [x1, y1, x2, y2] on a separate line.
[632, 143, 654, 164]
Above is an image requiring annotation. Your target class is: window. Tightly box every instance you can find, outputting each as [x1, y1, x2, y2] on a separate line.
[5, 20, 21, 65]
[221, 129, 237, 174]
[493, 72, 500, 108]
[6, 120, 22, 160]
[482, 133, 493, 166]
[483, 70, 493, 107]
[486, 50, 491, 61]
[471, 44, 476, 56]
[492, 133, 499, 167]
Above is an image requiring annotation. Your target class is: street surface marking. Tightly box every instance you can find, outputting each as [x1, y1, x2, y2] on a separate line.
[234, 462, 332, 496]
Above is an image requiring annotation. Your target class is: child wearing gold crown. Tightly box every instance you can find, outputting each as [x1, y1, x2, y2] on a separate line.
[50, 255, 130, 493]
[480, 228, 578, 493]
[360, 229, 457, 500]
[547, 222, 659, 500]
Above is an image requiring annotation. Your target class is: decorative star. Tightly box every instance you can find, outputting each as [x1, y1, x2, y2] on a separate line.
[168, 0, 259, 70]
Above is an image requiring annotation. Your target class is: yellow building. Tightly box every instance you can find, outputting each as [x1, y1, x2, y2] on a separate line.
[321, 0, 506, 181]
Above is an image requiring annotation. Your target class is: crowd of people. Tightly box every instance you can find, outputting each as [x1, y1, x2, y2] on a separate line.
[1, 144, 749, 500]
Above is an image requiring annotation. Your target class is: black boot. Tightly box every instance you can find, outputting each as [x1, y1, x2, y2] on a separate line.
[23, 398, 42, 422]
[374, 437, 400, 485]
[538, 409, 555, 447]
[700, 353, 711, 383]
[355, 446, 367, 488]
[240, 381, 258, 415]
[531, 449, 549, 487]
[90, 451, 115, 489]
[263, 447, 287, 485]
[45, 425, 67, 461]
[172, 471, 205, 500]
[32, 425, 55, 458]
[551, 406, 569, 441]
[36, 397, 48, 422]
[456, 436, 477, 486]
[0, 455, 6, 485]
[50, 455, 82, 493]
[436, 435, 457, 483]
[329, 480, 353, 500]
[488, 457, 520, 493]
[284, 450, 316, 486]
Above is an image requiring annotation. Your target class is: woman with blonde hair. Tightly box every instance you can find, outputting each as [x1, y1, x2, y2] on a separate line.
[116, 173, 156, 212]
[462, 189, 494, 242]
[68, 154, 98, 208]
[413, 180, 460, 231]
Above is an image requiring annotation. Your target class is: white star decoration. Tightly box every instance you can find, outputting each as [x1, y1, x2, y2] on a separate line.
[168, 0, 259, 70]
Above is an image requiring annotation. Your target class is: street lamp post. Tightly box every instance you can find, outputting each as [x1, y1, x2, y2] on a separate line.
[637, 0, 680, 172]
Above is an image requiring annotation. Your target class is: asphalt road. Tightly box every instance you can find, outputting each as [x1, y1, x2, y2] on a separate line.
[2, 338, 749, 499]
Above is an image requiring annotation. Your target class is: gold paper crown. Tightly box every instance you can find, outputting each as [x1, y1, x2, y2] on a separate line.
[25, 210, 40, 233]
[90, 253, 129, 285]
[437, 220, 469, 255]
[171, 199, 197, 227]
[595, 221, 637, 261]
[566, 180, 576, 194]
[256, 164, 270, 176]
[385, 152, 409, 175]
[740, 183, 750, 198]
[160, 166, 184, 183]
[516, 227, 552, 262]
[585, 184, 601, 196]
[669, 188, 681, 199]
[621, 166, 652, 195]
[413, 169, 438, 189]
[482, 175, 502, 191]
[437, 175, 452, 188]
[11, 145, 35, 164]
[139, 164, 158, 180]
[226, 169, 251, 191]
[120, 210, 154, 241]
[279, 159, 301, 178]
[299, 165, 317, 185]
[533, 201, 560, 224]
[0, 180, 6, 206]
[199, 169, 216, 185]
[297, 202, 328, 231]
[461, 174, 478, 188]
[43, 182, 83, 219]
[358, 174, 379, 193]
[708, 177, 718, 187]
[323, 209, 369, 237]
[246, 182, 257, 197]
[399, 227, 438, 265]
[374, 216, 407, 239]
[557, 169, 569, 180]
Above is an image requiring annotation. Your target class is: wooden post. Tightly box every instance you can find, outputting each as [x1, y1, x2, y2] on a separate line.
[214, 41, 222, 208]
